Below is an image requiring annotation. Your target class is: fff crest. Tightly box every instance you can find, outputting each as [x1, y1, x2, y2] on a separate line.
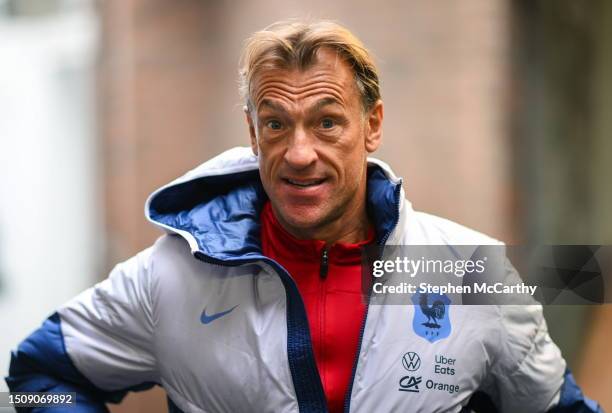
[411, 292, 451, 343]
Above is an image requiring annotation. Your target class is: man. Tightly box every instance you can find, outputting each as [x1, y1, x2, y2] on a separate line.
[6, 20, 601, 413]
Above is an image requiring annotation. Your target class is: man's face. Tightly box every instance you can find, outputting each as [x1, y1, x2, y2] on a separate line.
[247, 48, 383, 240]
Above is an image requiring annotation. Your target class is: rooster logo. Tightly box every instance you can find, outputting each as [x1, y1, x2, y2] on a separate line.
[411, 292, 451, 343]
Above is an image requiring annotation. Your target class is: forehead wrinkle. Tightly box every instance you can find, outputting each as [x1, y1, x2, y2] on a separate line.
[255, 77, 347, 94]
[253, 68, 351, 107]
[256, 92, 345, 117]
[255, 80, 347, 111]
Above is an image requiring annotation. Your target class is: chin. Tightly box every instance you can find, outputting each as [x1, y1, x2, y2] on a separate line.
[277, 206, 328, 233]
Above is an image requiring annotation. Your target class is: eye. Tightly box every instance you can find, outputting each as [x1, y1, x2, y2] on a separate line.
[266, 120, 283, 130]
[320, 118, 335, 129]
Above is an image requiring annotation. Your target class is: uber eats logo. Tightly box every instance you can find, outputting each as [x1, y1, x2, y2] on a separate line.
[399, 352, 422, 393]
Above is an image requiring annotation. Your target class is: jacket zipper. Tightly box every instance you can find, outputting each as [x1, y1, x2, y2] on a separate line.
[343, 181, 402, 413]
[319, 246, 329, 396]
[320, 247, 329, 278]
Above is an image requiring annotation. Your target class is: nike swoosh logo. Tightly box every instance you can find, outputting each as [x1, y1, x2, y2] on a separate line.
[200, 304, 238, 324]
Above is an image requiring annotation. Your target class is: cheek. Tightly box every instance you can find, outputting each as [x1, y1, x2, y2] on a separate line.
[345, 163, 364, 188]
[335, 134, 367, 180]
[258, 152, 279, 185]
[260, 159, 273, 182]
[256, 152, 269, 177]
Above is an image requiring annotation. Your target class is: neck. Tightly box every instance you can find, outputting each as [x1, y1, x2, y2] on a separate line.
[318, 208, 371, 244]
[279, 209, 371, 245]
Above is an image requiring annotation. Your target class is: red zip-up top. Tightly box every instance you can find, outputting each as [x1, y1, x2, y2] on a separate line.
[260, 201, 373, 413]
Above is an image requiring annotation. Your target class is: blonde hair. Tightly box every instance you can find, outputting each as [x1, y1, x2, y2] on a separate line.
[239, 19, 381, 112]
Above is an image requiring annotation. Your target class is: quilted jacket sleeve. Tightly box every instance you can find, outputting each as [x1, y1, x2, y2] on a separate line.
[5, 246, 159, 412]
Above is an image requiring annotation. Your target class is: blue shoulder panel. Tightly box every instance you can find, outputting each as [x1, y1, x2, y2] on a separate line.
[460, 369, 603, 413]
[5, 312, 155, 413]
[548, 369, 602, 413]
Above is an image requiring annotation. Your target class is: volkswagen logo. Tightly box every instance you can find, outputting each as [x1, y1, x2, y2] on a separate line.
[402, 352, 421, 371]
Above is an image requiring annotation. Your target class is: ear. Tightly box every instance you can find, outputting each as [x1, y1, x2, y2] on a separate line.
[364, 100, 383, 153]
[245, 106, 258, 156]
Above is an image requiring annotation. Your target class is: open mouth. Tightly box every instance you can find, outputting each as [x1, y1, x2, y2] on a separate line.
[283, 178, 326, 188]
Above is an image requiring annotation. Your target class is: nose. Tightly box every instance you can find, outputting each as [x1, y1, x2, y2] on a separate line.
[283, 126, 317, 169]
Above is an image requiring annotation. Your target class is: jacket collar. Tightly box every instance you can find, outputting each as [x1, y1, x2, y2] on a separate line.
[146, 147, 405, 263]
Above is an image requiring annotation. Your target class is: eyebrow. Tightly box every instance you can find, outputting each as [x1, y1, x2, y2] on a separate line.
[312, 97, 342, 112]
[258, 99, 288, 114]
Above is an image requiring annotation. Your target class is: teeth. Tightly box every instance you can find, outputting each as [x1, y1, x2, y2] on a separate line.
[287, 179, 323, 187]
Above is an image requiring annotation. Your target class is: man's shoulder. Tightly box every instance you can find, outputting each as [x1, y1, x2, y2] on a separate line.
[400, 207, 504, 246]
[148, 234, 198, 267]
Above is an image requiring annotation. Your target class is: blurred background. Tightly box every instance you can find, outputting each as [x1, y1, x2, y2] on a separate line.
[0, 0, 610, 411]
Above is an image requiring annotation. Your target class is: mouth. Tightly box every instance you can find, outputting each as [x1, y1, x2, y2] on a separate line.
[282, 177, 327, 188]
